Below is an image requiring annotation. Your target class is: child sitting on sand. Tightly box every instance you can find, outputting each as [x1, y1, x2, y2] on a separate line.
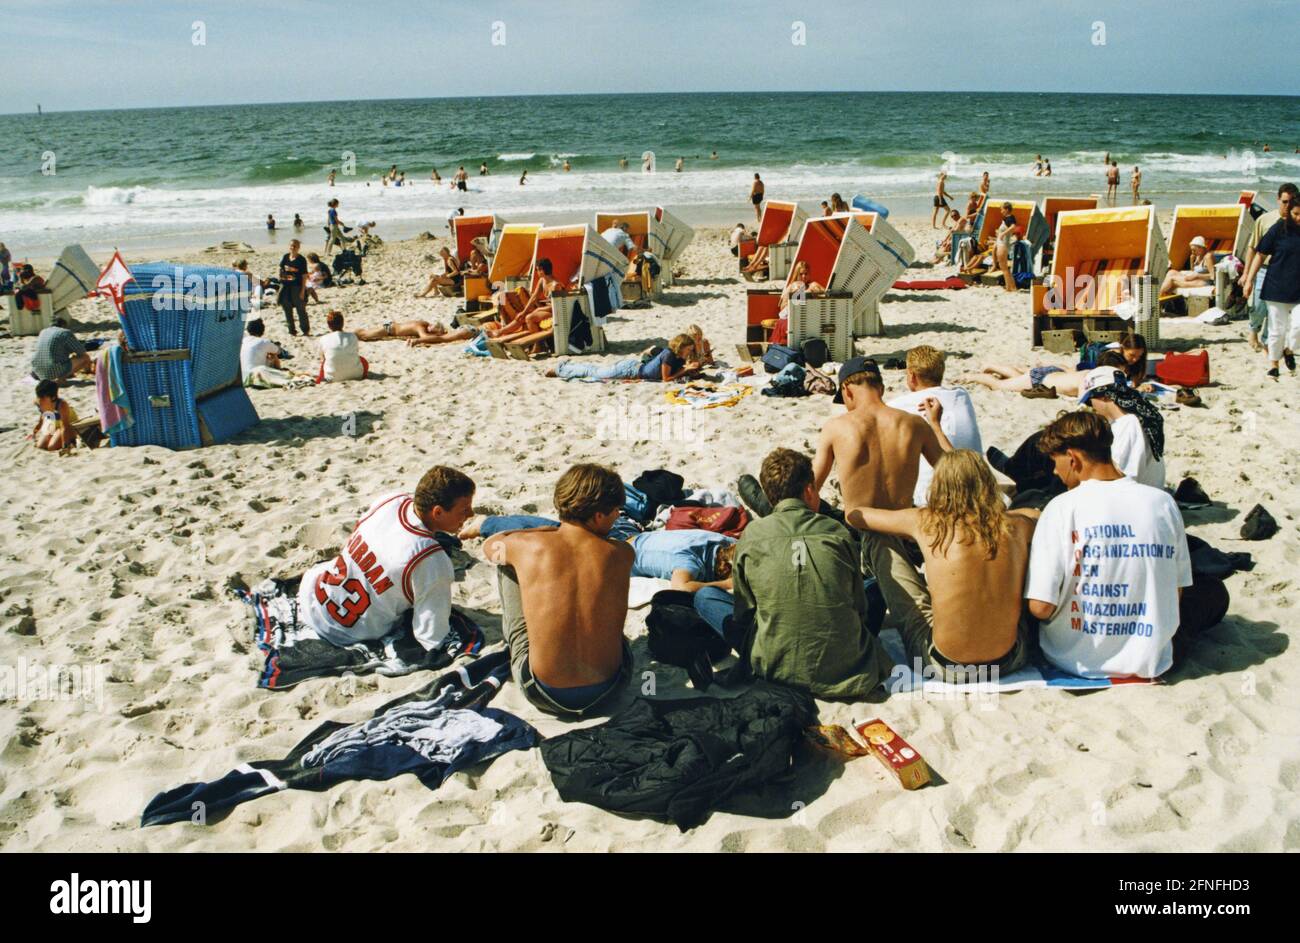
[545, 333, 702, 382]
[31, 379, 79, 451]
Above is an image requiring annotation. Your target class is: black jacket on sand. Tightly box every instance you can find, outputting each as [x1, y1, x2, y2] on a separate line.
[540, 682, 816, 830]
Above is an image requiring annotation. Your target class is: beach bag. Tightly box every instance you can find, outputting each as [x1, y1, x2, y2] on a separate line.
[1155, 350, 1210, 387]
[800, 337, 829, 368]
[645, 590, 732, 669]
[665, 505, 749, 538]
[624, 484, 652, 524]
[762, 343, 803, 374]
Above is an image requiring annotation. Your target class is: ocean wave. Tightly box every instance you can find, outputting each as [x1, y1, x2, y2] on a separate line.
[84, 185, 151, 206]
[497, 152, 536, 161]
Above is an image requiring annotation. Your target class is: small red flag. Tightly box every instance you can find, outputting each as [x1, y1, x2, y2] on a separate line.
[94, 250, 135, 314]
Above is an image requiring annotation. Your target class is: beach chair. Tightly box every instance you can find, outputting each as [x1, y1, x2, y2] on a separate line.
[1031, 205, 1169, 350]
[533, 224, 627, 355]
[489, 223, 542, 292]
[739, 289, 783, 360]
[594, 210, 662, 299]
[971, 200, 1050, 278]
[112, 263, 258, 448]
[5, 245, 98, 336]
[1166, 203, 1251, 311]
[1041, 197, 1099, 270]
[653, 206, 694, 287]
[949, 195, 988, 265]
[744, 200, 808, 281]
[47, 245, 99, 317]
[452, 214, 508, 263]
[850, 211, 916, 268]
[791, 214, 904, 337]
[5, 288, 55, 336]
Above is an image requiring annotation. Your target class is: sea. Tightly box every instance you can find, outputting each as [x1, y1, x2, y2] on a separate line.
[2, 91, 1297, 259]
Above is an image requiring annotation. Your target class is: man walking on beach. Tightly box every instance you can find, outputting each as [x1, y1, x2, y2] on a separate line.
[1106, 160, 1120, 203]
[750, 173, 764, 223]
[813, 357, 953, 630]
[278, 238, 310, 336]
[483, 464, 634, 717]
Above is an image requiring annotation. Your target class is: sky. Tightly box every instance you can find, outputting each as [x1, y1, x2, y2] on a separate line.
[3, 0, 1298, 113]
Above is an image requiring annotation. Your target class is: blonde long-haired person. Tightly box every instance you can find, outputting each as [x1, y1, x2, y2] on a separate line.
[846, 449, 1040, 683]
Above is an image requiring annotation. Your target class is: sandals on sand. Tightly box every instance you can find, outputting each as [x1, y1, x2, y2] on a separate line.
[1020, 383, 1058, 399]
[1176, 387, 1204, 407]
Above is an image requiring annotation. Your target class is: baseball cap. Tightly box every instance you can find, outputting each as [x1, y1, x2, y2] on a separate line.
[1077, 366, 1126, 404]
[1189, 235, 1208, 249]
[832, 356, 882, 404]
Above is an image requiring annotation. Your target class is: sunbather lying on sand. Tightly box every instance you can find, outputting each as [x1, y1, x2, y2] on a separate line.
[962, 349, 1137, 397]
[404, 322, 487, 346]
[544, 333, 702, 382]
[354, 319, 453, 342]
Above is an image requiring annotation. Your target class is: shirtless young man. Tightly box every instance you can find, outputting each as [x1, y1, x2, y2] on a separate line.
[847, 450, 1039, 682]
[482, 464, 634, 717]
[813, 357, 953, 630]
[932, 170, 953, 228]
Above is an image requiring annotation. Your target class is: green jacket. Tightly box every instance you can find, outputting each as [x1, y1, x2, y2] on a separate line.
[733, 498, 888, 699]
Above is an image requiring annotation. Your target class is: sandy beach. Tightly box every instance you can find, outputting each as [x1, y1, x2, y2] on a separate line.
[1, 213, 1297, 853]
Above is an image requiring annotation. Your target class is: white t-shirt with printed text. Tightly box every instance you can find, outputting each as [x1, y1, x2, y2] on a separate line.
[297, 492, 453, 651]
[1025, 476, 1192, 679]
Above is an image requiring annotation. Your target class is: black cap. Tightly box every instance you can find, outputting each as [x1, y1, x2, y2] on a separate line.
[832, 356, 880, 404]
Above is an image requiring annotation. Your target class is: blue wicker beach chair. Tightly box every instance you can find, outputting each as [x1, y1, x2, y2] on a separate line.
[111, 263, 258, 449]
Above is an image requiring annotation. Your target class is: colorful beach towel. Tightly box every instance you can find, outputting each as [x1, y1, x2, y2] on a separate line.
[234, 575, 484, 690]
[891, 277, 968, 290]
[664, 382, 752, 409]
[141, 649, 535, 827]
[878, 628, 1157, 693]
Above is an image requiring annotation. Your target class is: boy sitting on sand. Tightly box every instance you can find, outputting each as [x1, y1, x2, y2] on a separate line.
[732, 448, 889, 698]
[297, 466, 476, 653]
[847, 450, 1040, 683]
[1025, 412, 1227, 679]
[483, 464, 634, 717]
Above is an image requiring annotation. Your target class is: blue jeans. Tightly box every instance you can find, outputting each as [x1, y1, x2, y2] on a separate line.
[1250, 267, 1269, 342]
[556, 358, 643, 381]
[479, 514, 558, 537]
[694, 586, 742, 651]
[479, 513, 643, 540]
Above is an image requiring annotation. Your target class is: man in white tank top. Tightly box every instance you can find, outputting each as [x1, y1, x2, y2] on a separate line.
[297, 467, 476, 651]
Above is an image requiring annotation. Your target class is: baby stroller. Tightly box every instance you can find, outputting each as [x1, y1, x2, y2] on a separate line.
[332, 249, 364, 285]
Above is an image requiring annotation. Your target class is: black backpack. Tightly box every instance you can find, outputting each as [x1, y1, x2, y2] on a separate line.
[646, 590, 731, 668]
[800, 337, 829, 368]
